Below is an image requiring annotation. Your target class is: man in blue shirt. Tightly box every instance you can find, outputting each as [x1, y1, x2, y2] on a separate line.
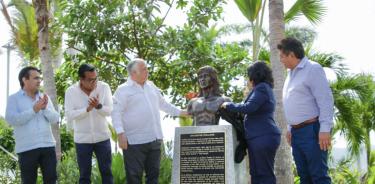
[278, 38, 333, 184]
[5, 66, 60, 184]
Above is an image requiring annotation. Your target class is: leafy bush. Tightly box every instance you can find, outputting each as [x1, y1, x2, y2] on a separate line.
[60, 124, 74, 157]
[0, 153, 21, 184]
[58, 148, 80, 183]
[0, 117, 15, 154]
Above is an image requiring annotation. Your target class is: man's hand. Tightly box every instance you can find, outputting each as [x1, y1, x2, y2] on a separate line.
[41, 94, 48, 109]
[319, 132, 331, 151]
[33, 95, 48, 112]
[118, 133, 128, 150]
[286, 131, 291, 146]
[87, 95, 99, 112]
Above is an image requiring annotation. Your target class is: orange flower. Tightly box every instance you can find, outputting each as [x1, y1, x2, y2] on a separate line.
[185, 91, 198, 100]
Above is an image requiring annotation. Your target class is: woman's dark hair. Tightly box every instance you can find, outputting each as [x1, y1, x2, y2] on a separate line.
[18, 66, 41, 89]
[78, 63, 96, 78]
[247, 61, 274, 88]
[277, 37, 305, 59]
[197, 66, 221, 97]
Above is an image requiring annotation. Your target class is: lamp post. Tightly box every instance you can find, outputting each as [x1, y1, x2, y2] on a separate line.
[2, 43, 15, 102]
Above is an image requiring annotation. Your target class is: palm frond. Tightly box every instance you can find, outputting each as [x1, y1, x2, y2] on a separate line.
[234, 0, 263, 22]
[331, 74, 375, 156]
[285, 0, 326, 25]
[11, 0, 39, 62]
[286, 26, 317, 45]
[305, 47, 347, 76]
[218, 23, 251, 36]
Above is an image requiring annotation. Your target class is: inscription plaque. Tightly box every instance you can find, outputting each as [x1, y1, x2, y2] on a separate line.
[180, 132, 225, 184]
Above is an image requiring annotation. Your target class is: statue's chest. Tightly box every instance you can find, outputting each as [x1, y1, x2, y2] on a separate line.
[191, 98, 224, 113]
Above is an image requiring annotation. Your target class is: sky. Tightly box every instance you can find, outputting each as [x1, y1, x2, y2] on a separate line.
[0, 0, 374, 168]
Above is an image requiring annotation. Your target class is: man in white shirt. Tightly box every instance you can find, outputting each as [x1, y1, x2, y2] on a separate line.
[65, 64, 113, 184]
[112, 58, 188, 184]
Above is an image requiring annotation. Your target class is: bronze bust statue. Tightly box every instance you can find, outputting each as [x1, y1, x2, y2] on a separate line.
[187, 65, 247, 163]
[187, 66, 231, 126]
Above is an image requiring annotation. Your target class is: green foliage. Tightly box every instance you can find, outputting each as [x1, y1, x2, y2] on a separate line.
[57, 0, 249, 108]
[0, 118, 19, 183]
[9, 0, 39, 63]
[331, 74, 375, 156]
[0, 117, 15, 154]
[58, 148, 80, 183]
[234, 0, 263, 22]
[0, 153, 21, 184]
[285, 0, 327, 25]
[179, 117, 193, 126]
[159, 141, 173, 184]
[111, 153, 126, 183]
[60, 124, 74, 156]
[329, 158, 362, 184]
[286, 26, 317, 46]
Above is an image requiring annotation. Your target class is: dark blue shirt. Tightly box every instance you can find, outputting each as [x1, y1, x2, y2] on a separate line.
[226, 82, 281, 139]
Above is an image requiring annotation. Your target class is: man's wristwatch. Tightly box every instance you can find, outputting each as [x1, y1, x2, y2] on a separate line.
[95, 103, 103, 110]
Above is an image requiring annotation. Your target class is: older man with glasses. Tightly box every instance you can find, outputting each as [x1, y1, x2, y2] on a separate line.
[65, 63, 114, 184]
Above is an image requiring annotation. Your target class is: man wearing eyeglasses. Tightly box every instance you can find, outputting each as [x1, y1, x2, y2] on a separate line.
[6, 66, 60, 184]
[65, 63, 113, 184]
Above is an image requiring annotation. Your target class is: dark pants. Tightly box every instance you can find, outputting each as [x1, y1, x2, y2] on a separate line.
[75, 139, 113, 184]
[247, 134, 280, 184]
[18, 147, 57, 184]
[291, 121, 331, 184]
[122, 140, 162, 184]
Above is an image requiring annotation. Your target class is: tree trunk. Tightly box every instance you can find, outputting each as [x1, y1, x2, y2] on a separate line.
[268, 0, 293, 183]
[33, 0, 61, 160]
[365, 130, 371, 171]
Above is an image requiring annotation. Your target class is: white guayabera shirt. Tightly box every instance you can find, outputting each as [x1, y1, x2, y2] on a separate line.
[112, 78, 181, 145]
[65, 81, 113, 143]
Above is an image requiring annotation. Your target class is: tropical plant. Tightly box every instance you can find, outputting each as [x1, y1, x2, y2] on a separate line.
[0, 153, 21, 184]
[330, 74, 375, 161]
[60, 124, 74, 156]
[329, 157, 362, 184]
[0, 117, 15, 154]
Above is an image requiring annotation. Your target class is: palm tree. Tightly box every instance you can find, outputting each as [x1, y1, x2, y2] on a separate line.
[234, 0, 326, 61]
[268, 0, 292, 183]
[306, 46, 375, 168]
[330, 74, 375, 167]
[32, 0, 61, 159]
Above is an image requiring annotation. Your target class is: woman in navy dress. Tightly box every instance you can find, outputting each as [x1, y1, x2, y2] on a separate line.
[222, 61, 281, 184]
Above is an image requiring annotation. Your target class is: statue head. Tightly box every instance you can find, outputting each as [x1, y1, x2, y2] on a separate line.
[197, 66, 221, 97]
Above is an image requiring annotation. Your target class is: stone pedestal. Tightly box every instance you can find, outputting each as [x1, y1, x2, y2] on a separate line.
[172, 125, 249, 184]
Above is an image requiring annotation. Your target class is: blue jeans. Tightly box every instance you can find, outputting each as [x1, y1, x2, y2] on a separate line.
[246, 134, 281, 184]
[291, 121, 331, 184]
[75, 139, 113, 184]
